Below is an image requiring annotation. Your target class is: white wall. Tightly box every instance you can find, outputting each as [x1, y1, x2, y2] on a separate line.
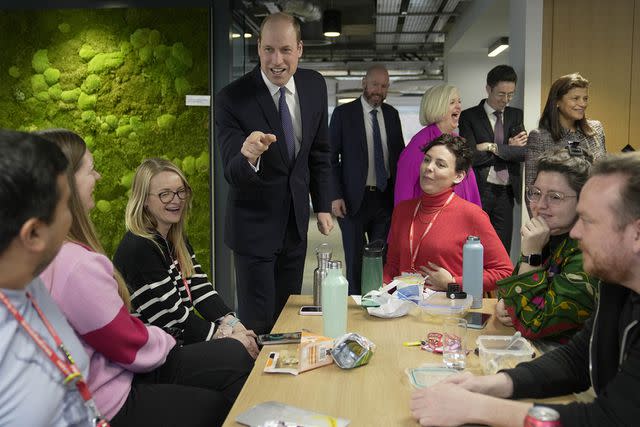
[445, 52, 506, 110]
[509, 0, 543, 133]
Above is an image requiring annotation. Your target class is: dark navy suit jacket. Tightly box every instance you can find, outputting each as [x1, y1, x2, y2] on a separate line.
[215, 66, 331, 256]
[459, 99, 525, 203]
[329, 97, 404, 214]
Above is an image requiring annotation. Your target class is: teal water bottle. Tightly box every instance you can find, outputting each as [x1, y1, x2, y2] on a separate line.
[361, 240, 384, 296]
[322, 260, 348, 339]
[463, 236, 484, 309]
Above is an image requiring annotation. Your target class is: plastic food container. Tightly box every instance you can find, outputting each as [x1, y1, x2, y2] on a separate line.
[417, 292, 473, 322]
[476, 335, 535, 375]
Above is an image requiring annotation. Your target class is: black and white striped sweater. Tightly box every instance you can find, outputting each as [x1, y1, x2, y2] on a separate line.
[113, 231, 231, 344]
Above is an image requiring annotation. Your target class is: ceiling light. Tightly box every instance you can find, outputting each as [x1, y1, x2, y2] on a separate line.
[387, 69, 425, 76]
[338, 97, 357, 104]
[231, 33, 241, 39]
[244, 33, 252, 38]
[349, 70, 367, 76]
[323, 9, 341, 37]
[488, 37, 509, 57]
[319, 70, 349, 77]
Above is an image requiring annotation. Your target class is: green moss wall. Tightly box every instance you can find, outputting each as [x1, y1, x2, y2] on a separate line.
[0, 8, 212, 275]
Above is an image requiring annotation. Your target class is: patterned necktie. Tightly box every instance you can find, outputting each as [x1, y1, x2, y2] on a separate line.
[279, 86, 295, 161]
[370, 109, 387, 191]
[493, 110, 509, 182]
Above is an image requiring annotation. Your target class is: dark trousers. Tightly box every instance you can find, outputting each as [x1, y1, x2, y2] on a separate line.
[338, 187, 392, 295]
[110, 338, 253, 427]
[478, 181, 514, 253]
[234, 207, 307, 335]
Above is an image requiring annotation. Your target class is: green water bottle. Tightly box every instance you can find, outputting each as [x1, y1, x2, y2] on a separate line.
[361, 240, 384, 295]
[322, 260, 348, 339]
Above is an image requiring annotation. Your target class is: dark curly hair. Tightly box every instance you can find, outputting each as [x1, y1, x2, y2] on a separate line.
[421, 134, 473, 173]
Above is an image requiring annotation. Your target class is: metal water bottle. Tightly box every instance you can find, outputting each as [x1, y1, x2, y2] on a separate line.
[313, 243, 332, 307]
[322, 260, 348, 338]
[463, 236, 484, 309]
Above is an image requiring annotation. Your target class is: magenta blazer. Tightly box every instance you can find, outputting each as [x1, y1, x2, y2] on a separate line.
[394, 123, 482, 207]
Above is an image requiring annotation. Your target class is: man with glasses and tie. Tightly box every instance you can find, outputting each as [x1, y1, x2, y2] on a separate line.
[329, 65, 405, 294]
[459, 65, 528, 253]
[215, 12, 333, 334]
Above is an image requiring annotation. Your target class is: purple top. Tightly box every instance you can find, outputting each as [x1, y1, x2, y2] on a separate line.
[394, 123, 482, 207]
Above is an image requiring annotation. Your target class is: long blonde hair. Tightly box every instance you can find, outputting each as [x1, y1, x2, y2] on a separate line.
[125, 158, 194, 277]
[36, 129, 132, 310]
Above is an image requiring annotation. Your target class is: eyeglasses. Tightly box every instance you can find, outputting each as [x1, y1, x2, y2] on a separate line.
[150, 188, 190, 204]
[494, 92, 515, 100]
[526, 187, 577, 206]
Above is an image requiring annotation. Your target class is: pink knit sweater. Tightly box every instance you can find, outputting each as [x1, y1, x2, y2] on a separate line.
[41, 242, 176, 419]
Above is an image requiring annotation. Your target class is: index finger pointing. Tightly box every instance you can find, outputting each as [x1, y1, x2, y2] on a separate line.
[260, 133, 277, 146]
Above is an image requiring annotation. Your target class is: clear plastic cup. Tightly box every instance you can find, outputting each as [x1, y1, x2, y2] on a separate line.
[442, 317, 467, 370]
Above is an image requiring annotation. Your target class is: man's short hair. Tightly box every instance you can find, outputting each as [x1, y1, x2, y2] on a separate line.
[590, 152, 640, 229]
[486, 65, 518, 88]
[0, 130, 68, 255]
[258, 12, 302, 43]
[364, 64, 388, 79]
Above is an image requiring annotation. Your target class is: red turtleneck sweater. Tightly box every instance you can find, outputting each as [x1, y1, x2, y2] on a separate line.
[384, 188, 512, 291]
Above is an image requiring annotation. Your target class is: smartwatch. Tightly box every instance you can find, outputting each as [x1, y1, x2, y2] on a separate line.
[520, 253, 543, 266]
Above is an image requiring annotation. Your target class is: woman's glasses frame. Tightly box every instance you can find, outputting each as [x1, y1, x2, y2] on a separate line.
[526, 186, 577, 206]
[149, 187, 190, 204]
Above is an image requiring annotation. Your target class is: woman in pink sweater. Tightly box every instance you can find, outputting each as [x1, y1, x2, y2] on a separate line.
[385, 134, 512, 291]
[38, 129, 254, 427]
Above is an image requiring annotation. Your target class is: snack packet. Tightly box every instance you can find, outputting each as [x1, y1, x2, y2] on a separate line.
[330, 333, 376, 369]
[263, 330, 333, 375]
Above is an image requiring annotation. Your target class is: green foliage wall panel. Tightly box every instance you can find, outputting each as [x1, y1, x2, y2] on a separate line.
[0, 8, 212, 275]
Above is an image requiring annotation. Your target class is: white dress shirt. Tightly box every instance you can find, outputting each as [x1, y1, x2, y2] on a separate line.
[261, 71, 302, 157]
[360, 96, 390, 187]
[483, 101, 509, 185]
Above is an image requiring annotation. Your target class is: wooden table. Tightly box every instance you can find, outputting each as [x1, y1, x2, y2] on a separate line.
[223, 296, 567, 426]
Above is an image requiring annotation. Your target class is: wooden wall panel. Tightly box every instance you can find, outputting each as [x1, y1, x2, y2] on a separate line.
[542, 0, 635, 153]
[630, 1, 640, 150]
[541, 0, 554, 113]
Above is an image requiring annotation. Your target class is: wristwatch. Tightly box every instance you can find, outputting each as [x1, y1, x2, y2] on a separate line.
[520, 253, 543, 266]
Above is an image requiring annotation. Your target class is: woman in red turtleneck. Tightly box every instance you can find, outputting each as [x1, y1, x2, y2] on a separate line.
[384, 134, 512, 291]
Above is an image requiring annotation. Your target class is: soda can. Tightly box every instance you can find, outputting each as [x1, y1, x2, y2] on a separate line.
[523, 406, 561, 427]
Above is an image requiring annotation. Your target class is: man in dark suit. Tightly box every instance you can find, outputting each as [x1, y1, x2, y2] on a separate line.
[330, 65, 405, 294]
[215, 12, 333, 334]
[459, 65, 528, 253]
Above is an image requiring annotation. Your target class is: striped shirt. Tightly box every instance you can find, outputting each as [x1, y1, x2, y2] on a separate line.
[113, 231, 231, 344]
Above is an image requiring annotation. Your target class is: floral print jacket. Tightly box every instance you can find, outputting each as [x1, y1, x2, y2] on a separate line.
[496, 236, 599, 343]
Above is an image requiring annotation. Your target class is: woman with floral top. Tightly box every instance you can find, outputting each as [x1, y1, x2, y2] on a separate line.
[496, 148, 599, 343]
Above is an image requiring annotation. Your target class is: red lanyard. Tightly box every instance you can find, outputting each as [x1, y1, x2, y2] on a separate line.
[181, 274, 193, 302]
[163, 237, 193, 303]
[0, 290, 110, 426]
[174, 260, 193, 302]
[408, 192, 455, 270]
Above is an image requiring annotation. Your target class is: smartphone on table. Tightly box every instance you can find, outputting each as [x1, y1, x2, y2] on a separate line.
[465, 312, 491, 329]
[256, 332, 302, 346]
[299, 305, 323, 316]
